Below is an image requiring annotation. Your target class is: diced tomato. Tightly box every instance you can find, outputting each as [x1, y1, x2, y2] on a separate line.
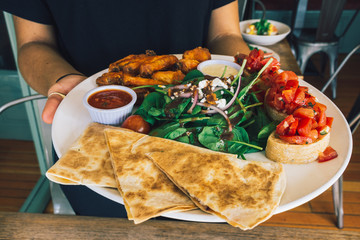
[318, 125, 331, 138]
[285, 79, 299, 89]
[297, 117, 313, 137]
[282, 89, 295, 104]
[308, 129, 319, 141]
[304, 95, 317, 108]
[293, 88, 306, 106]
[285, 102, 299, 115]
[288, 118, 299, 136]
[318, 146, 338, 162]
[278, 135, 313, 144]
[313, 102, 327, 113]
[273, 93, 285, 111]
[298, 86, 309, 93]
[293, 107, 315, 119]
[276, 115, 295, 135]
[326, 117, 334, 127]
[317, 111, 327, 127]
[311, 119, 319, 129]
[273, 71, 289, 87]
[260, 57, 280, 75]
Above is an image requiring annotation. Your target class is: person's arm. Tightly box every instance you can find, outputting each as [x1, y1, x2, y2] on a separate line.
[13, 16, 87, 124]
[207, 0, 250, 56]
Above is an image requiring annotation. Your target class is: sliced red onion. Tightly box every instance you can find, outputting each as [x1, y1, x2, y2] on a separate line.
[187, 89, 199, 113]
[198, 102, 232, 132]
[168, 84, 190, 90]
[179, 92, 192, 98]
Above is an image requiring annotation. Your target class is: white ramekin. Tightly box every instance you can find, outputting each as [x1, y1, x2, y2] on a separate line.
[83, 85, 137, 125]
[197, 60, 241, 77]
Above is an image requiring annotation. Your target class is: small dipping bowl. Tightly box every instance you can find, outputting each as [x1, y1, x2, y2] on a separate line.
[197, 60, 241, 78]
[83, 85, 137, 125]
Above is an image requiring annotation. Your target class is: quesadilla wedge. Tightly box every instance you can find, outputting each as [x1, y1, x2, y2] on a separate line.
[141, 139, 286, 230]
[104, 128, 197, 224]
[46, 122, 117, 187]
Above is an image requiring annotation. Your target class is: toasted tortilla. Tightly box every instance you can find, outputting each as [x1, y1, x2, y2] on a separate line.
[46, 122, 117, 187]
[104, 128, 197, 224]
[140, 137, 286, 230]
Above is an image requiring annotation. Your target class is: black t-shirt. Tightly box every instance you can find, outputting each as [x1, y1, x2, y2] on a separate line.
[1, 0, 234, 76]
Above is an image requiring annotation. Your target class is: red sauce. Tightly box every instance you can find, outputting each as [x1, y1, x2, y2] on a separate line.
[88, 89, 132, 109]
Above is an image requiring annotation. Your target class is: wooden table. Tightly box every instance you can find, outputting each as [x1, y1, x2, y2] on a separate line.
[1, 212, 359, 240]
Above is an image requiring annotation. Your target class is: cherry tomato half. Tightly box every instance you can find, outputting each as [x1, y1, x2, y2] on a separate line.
[121, 115, 151, 134]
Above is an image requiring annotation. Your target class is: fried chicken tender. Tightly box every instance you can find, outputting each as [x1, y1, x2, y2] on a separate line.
[109, 50, 156, 72]
[177, 59, 200, 73]
[122, 73, 168, 86]
[96, 71, 123, 85]
[183, 47, 211, 62]
[109, 55, 141, 72]
[139, 55, 178, 77]
[122, 55, 155, 75]
[152, 70, 185, 84]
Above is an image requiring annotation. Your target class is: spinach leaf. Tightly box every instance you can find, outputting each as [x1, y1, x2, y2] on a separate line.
[149, 122, 180, 138]
[134, 92, 165, 125]
[198, 126, 226, 152]
[167, 127, 187, 140]
[165, 98, 191, 119]
[258, 121, 277, 139]
[182, 70, 204, 84]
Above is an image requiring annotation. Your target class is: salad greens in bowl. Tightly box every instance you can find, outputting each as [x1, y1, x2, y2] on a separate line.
[240, 19, 291, 46]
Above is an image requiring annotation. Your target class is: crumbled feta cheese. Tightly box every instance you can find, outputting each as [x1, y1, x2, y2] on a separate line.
[230, 86, 234, 93]
[200, 98, 206, 103]
[211, 78, 228, 90]
[198, 89, 204, 99]
[216, 99, 227, 108]
[198, 80, 209, 90]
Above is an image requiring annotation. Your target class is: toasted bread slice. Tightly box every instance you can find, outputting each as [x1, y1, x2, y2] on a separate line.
[265, 131, 330, 164]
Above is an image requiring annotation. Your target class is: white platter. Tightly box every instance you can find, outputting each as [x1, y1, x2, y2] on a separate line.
[52, 54, 352, 223]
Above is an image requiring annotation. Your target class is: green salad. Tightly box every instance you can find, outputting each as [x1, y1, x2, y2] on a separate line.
[133, 60, 277, 159]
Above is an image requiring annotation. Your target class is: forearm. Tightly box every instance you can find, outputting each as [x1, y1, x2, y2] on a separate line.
[17, 41, 83, 96]
[207, 33, 250, 56]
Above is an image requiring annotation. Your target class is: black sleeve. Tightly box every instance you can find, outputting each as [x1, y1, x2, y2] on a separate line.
[0, 0, 53, 25]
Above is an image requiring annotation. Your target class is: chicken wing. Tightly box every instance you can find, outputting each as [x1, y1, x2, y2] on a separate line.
[122, 55, 155, 75]
[108, 50, 156, 72]
[182, 47, 211, 62]
[151, 70, 185, 84]
[122, 73, 169, 86]
[139, 55, 179, 77]
[177, 59, 200, 73]
[96, 71, 123, 85]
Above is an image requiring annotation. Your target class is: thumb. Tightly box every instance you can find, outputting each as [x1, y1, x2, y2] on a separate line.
[42, 94, 63, 124]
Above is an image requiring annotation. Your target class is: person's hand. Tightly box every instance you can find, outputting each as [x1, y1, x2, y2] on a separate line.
[42, 74, 87, 124]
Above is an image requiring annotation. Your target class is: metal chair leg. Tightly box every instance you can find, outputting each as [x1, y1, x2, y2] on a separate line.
[332, 175, 344, 229]
[327, 48, 338, 99]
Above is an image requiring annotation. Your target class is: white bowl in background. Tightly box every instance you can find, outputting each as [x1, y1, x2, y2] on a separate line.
[240, 19, 291, 46]
[83, 85, 137, 125]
